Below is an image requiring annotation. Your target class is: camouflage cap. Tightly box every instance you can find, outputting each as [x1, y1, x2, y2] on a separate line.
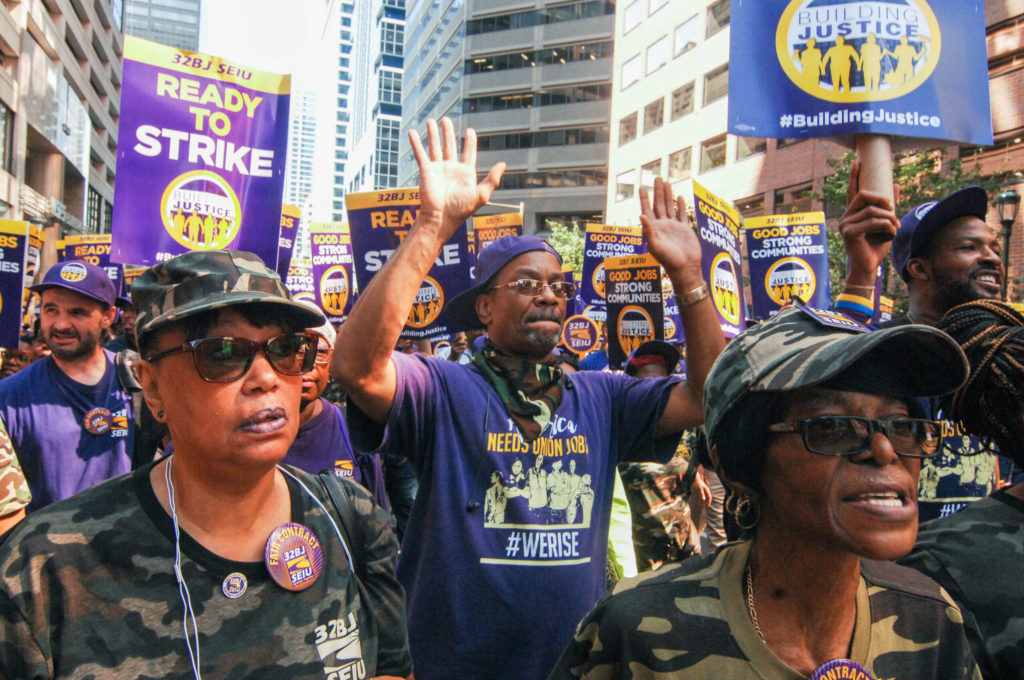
[131, 250, 324, 346]
[703, 305, 969, 448]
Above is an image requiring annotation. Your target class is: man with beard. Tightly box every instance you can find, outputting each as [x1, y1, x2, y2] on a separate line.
[839, 183, 1002, 522]
[0, 261, 134, 509]
[334, 118, 726, 680]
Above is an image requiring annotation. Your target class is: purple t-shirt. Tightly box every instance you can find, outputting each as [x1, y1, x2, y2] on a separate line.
[284, 398, 359, 480]
[0, 351, 133, 510]
[349, 351, 681, 680]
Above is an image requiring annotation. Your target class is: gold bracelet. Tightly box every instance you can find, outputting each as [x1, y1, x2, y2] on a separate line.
[679, 282, 709, 307]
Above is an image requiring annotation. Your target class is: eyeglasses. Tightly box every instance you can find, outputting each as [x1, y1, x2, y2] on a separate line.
[146, 332, 318, 383]
[313, 344, 332, 366]
[491, 278, 577, 298]
[768, 416, 943, 458]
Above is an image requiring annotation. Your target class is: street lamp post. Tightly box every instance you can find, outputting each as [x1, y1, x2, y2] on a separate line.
[995, 188, 1021, 299]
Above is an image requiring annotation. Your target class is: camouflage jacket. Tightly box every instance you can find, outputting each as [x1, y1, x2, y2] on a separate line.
[549, 540, 981, 680]
[0, 416, 29, 518]
[900, 489, 1024, 679]
[0, 462, 411, 679]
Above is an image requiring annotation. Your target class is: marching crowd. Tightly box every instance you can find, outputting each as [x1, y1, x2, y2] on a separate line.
[0, 118, 1019, 679]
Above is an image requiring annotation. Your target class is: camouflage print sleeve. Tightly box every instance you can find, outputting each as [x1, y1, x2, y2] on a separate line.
[0, 417, 30, 518]
[0, 589, 49, 679]
[547, 613, 621, 680]
[345, 477, 412, 677]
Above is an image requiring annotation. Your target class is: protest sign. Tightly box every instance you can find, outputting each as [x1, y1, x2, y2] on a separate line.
[111, 36, 290, 267]
[472, 212, 522, 253]
[310, 222, 355, 322]
[60, 234, 124, 295]
[345, 188, 471, 338]
[277, 204, 300, 283]
[729, 0, 992, 145]
[877, 294, 894, 324]
[663, 288, 684, 344]
[284, 259, 315, 305]
[561, 314, 601, 356]
[744, 212, 831, 319]
[0, 221, 33, 347]
[580, 223, 646, 306]
[122, 265, 148, 298]
[694, 181, 745, 337]
[605, 253, 663, 370]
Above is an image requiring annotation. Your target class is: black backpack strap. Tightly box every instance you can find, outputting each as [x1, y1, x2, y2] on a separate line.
[317, 472, 367, 581]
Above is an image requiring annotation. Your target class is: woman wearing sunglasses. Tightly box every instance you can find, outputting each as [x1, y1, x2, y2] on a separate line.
[0, 250, 411, 680]
[550, 305, 981, 680]
[900, 300, 1024, 679]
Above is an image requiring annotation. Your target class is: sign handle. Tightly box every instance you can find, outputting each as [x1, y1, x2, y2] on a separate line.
[855, 134, 895, 243]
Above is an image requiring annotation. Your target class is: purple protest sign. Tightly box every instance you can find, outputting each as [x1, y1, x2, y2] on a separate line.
[277, 204, 300, 283]
[694, 181, 746, 338]
[580, 223, 646, 306]
[0, 220, 30, 347]
[284, 259, 315, 305]
[472, 212, 523, 252]
[60, 234, 124, 296]
[310, 221, 355, 322]
[605, 254, 663, 370]
[111, 37, 289, 267]
[744, 212, 831, 319]
[345, 188, 471, 338]
[663, 289, 684, 344]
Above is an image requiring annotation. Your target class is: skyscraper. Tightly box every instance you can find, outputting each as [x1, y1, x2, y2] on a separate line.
[331, 2, 356, 221]
[346, 0, 405, 193]
[400, 1, 615, 234]
[284, 90, 318, 208]
[122, 0, 201, 51]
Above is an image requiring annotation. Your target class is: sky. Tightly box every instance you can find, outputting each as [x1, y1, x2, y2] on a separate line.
[198, 0, 341, 219]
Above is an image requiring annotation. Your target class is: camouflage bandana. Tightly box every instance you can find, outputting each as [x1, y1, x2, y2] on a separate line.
[472, 338, 563, 442]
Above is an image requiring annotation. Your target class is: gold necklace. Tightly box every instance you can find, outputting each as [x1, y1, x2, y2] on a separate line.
[746, 563, 767, 645]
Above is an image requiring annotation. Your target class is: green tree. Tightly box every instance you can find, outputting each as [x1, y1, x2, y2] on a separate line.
[545, 219, 585, 274]
[819, 149, 1014, 313]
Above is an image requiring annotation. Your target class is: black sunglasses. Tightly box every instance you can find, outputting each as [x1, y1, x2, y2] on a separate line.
[768, 415, 943, 458]
[146, 332, 317, 383]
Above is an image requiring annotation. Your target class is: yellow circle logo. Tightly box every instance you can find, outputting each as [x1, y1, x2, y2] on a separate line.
[711, 253, 742, 326]
[776, 0, 940, 102]
[765, 257, 817, 306]
[293, 291, 316, 304]
[318, 266, 350, 317]
[160, 170, 242, 250]
[664, 316, 677, 340]
[592, 263, 606, 299]
[407, 276, 444, 328]
[616, 305, 655, 356]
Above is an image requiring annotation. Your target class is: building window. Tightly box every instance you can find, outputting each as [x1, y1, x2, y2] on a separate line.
[668, 147, 692, 180]
[643, 98, 664, 134]
[736, 136, 767, 160]
[616, 170, 636, 202]
[706, 0, 730, 38]
[776, 137, 800, 149]
[621, 54, 641, 90]
[671, 82, 695, 120]
[700, 134, 727, 173]
[623, 0, 642, 34]
[703, 63, 729, 105]
[378, 70, 402, 105]
[646, 36, 669, 74]
[463, 84, 611, 113]
[619, 112, 638, 145]
[381, 21, 404, 58]
[0, 104, 12, 173]
[477, 125, 609, 150]
[640, 159, 661, 193]
[465, 41, 614, 74]
[737, 194, 766, 217]
[650, 0, 668, 15]
[674, 15, 699, 57]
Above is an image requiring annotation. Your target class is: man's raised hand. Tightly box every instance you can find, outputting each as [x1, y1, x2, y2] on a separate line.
[409, 117, 505, 240]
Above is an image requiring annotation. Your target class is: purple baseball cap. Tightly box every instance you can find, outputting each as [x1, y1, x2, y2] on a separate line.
[30, 260, 116, 307]
[446, 235, 562, 329]
[891, 186, 989, 282]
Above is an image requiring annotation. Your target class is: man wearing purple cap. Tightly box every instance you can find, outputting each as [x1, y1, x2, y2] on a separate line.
[333, 118, 726, 680]
[0, 260, 134, 509]
[841, 183, 1002, 522]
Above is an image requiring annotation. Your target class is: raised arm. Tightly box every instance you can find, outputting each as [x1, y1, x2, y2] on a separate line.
[836, 159, 899, 321]
[331, 118, 504, 422]
[639, 178, 727, 436]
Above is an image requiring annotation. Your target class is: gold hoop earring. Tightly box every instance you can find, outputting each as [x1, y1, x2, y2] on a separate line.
[734, 495, 761, 530]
